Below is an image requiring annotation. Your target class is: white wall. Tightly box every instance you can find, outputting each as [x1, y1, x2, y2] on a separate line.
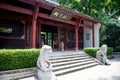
[84, 28, 93, 48]
[94, 23, 101, 47]
[83, 22, 101, 48]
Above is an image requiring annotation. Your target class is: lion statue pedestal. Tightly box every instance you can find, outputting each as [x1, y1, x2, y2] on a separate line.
[35, 45, 57, 80]
[96, 45, 110, 65]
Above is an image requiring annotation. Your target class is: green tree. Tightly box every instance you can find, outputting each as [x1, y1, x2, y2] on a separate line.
[54, 0, 120, 22]
[101, 19, 120, 51]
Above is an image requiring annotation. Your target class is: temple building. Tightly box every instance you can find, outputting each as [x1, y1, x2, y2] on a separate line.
[0, 0, 101, 50]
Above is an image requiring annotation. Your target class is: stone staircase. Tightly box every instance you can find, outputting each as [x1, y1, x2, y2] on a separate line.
[0, 51, 101, 80]
[50, 53, 101, 77]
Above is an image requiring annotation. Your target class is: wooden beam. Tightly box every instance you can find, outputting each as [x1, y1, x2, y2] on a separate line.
[38, 13, 76, 25]
[19, 0, 36, 5]
[77, 19, 93, 29]
[38, 19, 74, 28]
[0, 2, 32, 15]
[79, 23, 92, 29]
[0, 12, 74, 29]
[0, 13, 31, 21]
[80, 17, 98, 24]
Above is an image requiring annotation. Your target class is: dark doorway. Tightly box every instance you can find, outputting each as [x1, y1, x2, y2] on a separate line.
[78, 27, 83, 49]
[36, 24, 58, 49]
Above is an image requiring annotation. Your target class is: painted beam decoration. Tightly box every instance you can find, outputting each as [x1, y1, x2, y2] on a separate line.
[50, 8, 73, 21]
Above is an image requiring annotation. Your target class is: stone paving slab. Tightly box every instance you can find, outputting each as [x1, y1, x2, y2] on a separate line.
[19, 55, 120, 80]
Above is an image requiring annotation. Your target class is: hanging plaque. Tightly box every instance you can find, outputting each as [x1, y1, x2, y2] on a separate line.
[50, 8, 73, 21]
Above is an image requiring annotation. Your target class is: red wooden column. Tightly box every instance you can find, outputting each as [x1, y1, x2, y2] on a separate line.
[31, 4, 39, 48]
[75, 26, 79, 50]
[58, 27, 60, 49]
[92, 23, 95, 47]
[75, 19, 81, 50]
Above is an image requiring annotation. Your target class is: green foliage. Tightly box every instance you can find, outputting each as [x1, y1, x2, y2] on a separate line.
[54, 0, 120, 20]
[0, 49, 40, 71]
[107, 47, 113, 55]
[84, 48, 99, 58]
[84, 47, 113, 58]
[114, 46, 120, 52]
[100, 19, 120, 51]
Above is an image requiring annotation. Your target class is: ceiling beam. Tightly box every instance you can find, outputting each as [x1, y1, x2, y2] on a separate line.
[0, 2, 76, 25]
[0, 13, 31, 21]
[0, 2, 32, 15]
[38, 13, 76, 25]
[38, 19, 74, 28]
[79, 23, 92, 29]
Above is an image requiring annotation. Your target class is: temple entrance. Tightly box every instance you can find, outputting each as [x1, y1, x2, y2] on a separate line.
[36, 23, 84, 50]
[40, 32, 58, 49]
[36, 24, 58, 49]
[41, 24, 58, 49]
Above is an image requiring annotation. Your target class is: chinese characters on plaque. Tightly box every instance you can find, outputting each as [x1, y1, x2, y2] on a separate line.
[50, 8, 73, 21]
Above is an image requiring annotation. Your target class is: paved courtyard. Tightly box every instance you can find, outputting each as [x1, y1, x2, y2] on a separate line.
[20, 54, 120, 80]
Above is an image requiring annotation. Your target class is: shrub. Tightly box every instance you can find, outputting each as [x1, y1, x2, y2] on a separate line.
[83, 48, 99, 58]
[84, 47, 113, 58]
[114, 46, 120, 52]
[107, 47, 113, 55]
[0, 49, 40, 71]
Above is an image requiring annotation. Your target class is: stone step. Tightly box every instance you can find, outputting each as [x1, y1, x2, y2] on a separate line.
[50, 53, 87, 57]
[50, 54, 89, 60]
[54, 62, 99, 76]
[49, 53, 100, 76]
[50, 56, 92, 63]
[53, 60, 97, 71]
[52, 58, 95, 67]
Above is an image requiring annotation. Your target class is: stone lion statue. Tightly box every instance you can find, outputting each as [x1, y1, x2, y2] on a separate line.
[96, 44, 110, 65]
[35, 45, 57, 80]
